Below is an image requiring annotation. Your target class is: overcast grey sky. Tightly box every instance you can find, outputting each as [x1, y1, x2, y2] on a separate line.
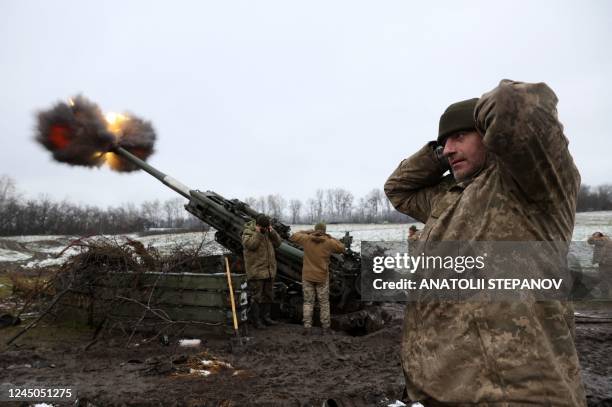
[1, 0, 610, 208]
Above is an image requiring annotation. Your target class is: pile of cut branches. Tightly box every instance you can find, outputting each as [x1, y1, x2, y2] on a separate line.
[6, 235, 223, 347]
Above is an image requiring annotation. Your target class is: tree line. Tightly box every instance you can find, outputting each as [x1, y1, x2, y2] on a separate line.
[243, 188, 411, 224]
[1, 174, 611, 236]
[577, 184, 612, 212]
[0, 175, 202, 236]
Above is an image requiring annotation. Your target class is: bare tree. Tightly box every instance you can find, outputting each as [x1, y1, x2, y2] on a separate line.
[382, 195, 392, 221]
[256, 196, 267, 213]
[163, 198, 184, 228]
[332, 188, 353, 221]
[325, 189, 336, 219]
[355, 197, 367, 222]
[0, 175, 17, 204]
[244, 196, 257, 209]
[306, 198, 317, 223]
[597, 185, 612, 209]
[314, 189, 324, 221]
[36, 194, 53, 234]
[365, 189, 383, 221]
[141, 200, 163, 228]
[266, 194, 286, 220]
[289, 199, 302, 224]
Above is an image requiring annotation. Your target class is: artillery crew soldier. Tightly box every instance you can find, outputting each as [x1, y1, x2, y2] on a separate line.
[407, 225, 420, 255]
[242, 214, 282, 328]
[384, 80, 586, 405]
[587, 231, 612, 297]
[407, 225, 420, 241]
[290, 222, 345, 335]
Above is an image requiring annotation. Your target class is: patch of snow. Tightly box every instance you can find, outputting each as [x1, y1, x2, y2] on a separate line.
[189, 368, 211, 376]
[27, 244, 67, 255]
[200, 359, 232, 369]
[22, 257, 67, 269]
[0, 249, 32, 262]
[1, 235, 73, 243]
[178, 339, 201, 347]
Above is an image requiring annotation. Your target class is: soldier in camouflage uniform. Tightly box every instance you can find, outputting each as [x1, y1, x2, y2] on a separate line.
[587, 231, 612, 297]
[384, 80, 587, 405]
[242, 214, 282, 328]
[290, 222, 345, 335]
[408, 225, 421, 241]
[407, 225, 420, 255]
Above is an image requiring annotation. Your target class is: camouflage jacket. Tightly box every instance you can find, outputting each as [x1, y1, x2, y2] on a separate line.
[241, 220, 282, 280]
[290, 230, 345, 283]
[408, 230, 421, 242]
[587, 235, 612, 266]
[384, 80, 586, 405]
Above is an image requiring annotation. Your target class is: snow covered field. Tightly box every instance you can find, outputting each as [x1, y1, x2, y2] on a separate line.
[0, 211, 611, 268]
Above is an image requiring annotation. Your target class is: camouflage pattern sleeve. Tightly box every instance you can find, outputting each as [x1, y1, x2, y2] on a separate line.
[269, 228, 282, 248]
[242, 228, 263, 251]
[384, 142, 451, 223]
[591, 241, 603, 264]
[475, 80, 581, 203]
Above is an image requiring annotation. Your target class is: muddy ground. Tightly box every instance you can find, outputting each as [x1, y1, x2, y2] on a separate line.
[0, 303, 611, 407]
[0, 306, 405, 407]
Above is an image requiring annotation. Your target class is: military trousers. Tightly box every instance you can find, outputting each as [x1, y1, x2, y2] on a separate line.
[302, 277, 330, 329]
[248, 278, 274, 304]
[599, 264, 612, 298]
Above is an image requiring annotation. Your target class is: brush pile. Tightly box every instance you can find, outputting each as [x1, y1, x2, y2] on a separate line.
[8, 236, 223, 344]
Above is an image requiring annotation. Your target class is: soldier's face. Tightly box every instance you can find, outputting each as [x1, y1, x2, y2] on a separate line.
[442, 130, 486, 182]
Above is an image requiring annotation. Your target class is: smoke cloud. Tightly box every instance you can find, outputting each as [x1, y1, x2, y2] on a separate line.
[35, 95, 113, 167]
[35, 95, 157, 172]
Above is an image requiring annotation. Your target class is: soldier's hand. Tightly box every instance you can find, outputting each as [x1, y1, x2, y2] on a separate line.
[427, 141, 450, 171]
[434, 144, 450, 171]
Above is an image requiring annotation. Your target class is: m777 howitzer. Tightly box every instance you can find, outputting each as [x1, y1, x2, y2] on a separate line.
[111, 146, 363, 312]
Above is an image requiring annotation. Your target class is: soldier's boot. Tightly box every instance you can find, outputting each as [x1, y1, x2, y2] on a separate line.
[249, 302, 264, 329]
[261, 304, 278, 326]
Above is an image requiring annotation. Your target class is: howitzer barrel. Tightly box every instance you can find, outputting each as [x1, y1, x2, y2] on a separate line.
[112, 146, 192, 199]
[111, 145, 305, 266]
